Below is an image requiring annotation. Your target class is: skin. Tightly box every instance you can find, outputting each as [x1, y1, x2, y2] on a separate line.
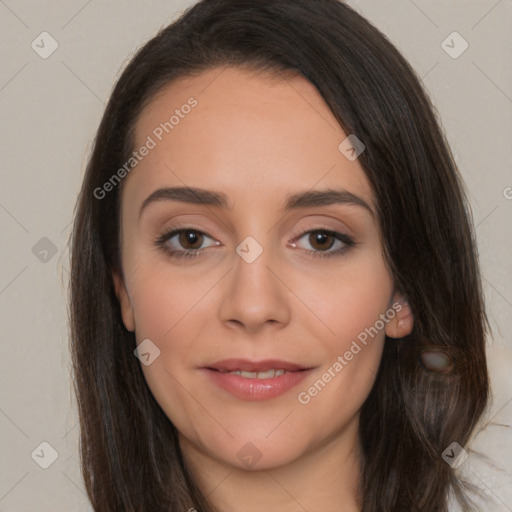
[113, 66, 414, 512]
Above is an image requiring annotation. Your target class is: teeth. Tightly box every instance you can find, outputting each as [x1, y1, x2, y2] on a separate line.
[226, 369, 287, 379]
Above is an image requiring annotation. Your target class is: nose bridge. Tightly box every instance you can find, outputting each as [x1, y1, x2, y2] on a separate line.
[218, 231, 291, 331]
[236, 235, 276, 291]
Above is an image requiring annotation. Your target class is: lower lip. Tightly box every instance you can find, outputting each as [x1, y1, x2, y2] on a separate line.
[202, 368, 313, 401]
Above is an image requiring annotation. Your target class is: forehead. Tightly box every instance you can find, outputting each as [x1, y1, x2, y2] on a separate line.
[126, 65, 373, 210]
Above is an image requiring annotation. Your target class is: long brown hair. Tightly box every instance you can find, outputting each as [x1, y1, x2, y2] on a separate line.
[69, 1, 490, 510]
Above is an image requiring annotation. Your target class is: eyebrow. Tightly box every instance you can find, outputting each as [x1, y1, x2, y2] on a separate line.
[138, 186, 373, 219]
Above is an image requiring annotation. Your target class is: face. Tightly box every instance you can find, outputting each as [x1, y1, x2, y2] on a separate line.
[113, 66, 413, 472]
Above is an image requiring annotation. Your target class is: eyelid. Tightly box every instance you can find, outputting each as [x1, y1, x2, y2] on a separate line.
[287, 215, 356, 238]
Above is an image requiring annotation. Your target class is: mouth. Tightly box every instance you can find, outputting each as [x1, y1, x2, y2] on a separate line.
[215, 368, 291, 379]
[201, 358, 314, 401]
[205, 358, 311, 373]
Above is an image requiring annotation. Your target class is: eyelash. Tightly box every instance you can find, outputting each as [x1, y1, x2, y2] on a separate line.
[154, 227, 355, 260]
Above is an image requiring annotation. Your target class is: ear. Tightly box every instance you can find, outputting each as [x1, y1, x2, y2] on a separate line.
[112, 270, 135, 332]
[385, 291, 414, 339]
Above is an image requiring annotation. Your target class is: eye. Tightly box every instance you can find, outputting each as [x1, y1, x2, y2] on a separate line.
[291, 229, 355, 258]
[155, 228, 218, 259]
[155, 227, 355, 260]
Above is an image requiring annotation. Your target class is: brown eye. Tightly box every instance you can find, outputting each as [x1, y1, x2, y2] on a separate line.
[155, 227, 218, 259]
[292, 229, 355, 259]
[178, 230, 204, 250]
[308, 231, 336, 251]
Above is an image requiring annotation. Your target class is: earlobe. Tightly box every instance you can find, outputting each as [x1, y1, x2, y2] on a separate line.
[112, 270, 135, 332]
[385, 293, 414, 339]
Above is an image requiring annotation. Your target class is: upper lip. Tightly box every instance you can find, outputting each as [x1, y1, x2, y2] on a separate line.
[205, 358, 311, 372]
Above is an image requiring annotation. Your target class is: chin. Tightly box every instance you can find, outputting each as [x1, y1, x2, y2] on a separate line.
[216, 434, 311, 472]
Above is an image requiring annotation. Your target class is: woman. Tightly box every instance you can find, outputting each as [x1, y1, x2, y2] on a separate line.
[69, 1, 490, 510]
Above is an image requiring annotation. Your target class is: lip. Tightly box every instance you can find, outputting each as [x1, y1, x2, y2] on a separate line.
[201, 358, 314, 401]
[206, 358, 310, 372]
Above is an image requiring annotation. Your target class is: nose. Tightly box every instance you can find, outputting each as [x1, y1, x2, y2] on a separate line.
[218, 239, 291, 334]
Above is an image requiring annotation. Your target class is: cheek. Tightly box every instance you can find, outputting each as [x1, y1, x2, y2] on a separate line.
[128, 262, 215, 340]
[331, 265, 393, 342]
[127, 270, 210, 435]
[289, 250, 394, 348]
[292, 253, 392, 412]
[126, 264, 218, 407]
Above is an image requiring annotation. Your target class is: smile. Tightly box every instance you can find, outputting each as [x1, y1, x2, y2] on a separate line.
[202, 358, 314, 401]
[218, 369, 287, 379]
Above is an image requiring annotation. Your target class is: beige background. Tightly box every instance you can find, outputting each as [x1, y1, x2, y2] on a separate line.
[0, 1, 511, 510]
